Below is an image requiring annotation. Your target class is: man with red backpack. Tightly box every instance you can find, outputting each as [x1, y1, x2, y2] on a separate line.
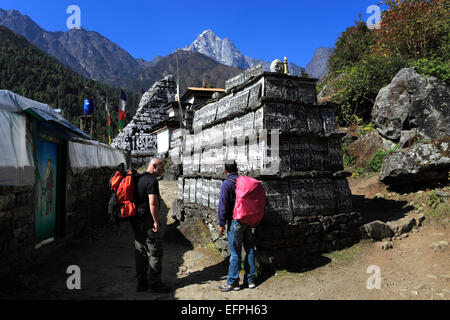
[218, 161, 266, 292]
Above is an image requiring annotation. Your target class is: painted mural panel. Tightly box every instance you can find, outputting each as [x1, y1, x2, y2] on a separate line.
[35, 139, 57, 246]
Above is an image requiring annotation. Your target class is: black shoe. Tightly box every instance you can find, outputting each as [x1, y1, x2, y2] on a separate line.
[136, 281, 148, 292]
[150, 281, 172, 293]
[218, 283, 240, 292]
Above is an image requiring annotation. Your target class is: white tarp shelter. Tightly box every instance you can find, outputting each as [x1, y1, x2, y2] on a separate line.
[0, 90, 129, 186]
[0, 90, 91, 186]
[68, 138, 127, 174]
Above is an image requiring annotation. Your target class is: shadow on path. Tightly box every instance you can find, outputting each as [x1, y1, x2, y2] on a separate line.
[352, 195, 415, 224]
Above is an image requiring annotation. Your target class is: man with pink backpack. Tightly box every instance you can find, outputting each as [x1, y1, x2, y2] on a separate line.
[218, 161, 266, 292]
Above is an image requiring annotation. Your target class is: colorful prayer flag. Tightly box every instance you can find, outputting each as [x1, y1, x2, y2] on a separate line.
[119, 90, 126, 132]
[106, 98, 111, 145]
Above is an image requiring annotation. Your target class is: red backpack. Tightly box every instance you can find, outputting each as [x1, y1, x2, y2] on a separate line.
[108, 163, 139, 225]
[229, 176, 266, 227]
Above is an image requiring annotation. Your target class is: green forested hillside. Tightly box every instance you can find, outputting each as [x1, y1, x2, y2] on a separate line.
[129, 50, 243, 94]
[0, 25, 140, 144]
[319, 0, 449, 126]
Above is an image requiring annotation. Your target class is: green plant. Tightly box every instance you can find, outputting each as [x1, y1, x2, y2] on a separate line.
[351, 171, 361, 179]
[323, 0, 448, 128]
[358, 123, 375, 136]
[328, 21, 377, 72]
[427, 191, 443, 209]
[409, 57, 450, 84]
[378, 0, 449, 61]
[365, 145, 398, 173]
[334, 54, 408, 125]
[342, 137, 356, 167]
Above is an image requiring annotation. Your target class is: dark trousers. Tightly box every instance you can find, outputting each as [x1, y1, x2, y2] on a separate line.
[129, 213, 163, 285]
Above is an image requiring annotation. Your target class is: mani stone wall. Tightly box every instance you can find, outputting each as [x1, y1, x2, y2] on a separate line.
[174, 69, 362, 269]
[111, 75, 177, 166]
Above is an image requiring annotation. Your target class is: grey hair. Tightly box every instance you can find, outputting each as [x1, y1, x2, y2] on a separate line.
[149, 157, 164, 166]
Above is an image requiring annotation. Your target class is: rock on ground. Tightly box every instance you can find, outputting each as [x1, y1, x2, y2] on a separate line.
[371, 67, 450, 141]
[348, 131, 384, 168]
[379, 138, 450, 185]
[363, 220, 393, 240]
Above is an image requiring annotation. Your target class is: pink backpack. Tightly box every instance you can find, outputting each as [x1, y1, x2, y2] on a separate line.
[229, 176, 266, 227]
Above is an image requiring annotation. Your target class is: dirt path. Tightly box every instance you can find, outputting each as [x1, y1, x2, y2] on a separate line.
[2, 178, 448, 300]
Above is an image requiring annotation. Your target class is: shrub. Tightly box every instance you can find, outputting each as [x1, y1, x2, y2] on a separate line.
[323, 0, 449, 128]
[377, 0, 449, 61]
[365, 145, 398, 173]
[427, 191, 443, 209]
[358, 123, 375, 136]
[334, 54, 408, 125]
[328, 21, 377, 72]
[409, 57, 450, 84]
[342, 137, 356, 167]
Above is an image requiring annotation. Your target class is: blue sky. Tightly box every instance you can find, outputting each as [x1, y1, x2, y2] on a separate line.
[1, 0, 386, 67]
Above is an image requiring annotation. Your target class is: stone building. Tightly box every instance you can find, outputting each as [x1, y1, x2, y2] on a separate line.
[0, 90, 126, 278]
[173, 64, 362, 270]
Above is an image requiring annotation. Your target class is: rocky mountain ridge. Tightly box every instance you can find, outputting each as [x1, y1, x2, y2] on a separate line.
[0, 8, 148, 88]
[1, 8, 331, 92]
[129, 50, 243, 94]
[305, 47, 333, 80]
[183, 29, 304, 76]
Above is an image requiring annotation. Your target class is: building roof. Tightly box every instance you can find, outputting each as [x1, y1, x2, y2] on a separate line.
[186, 87, 226, 92]
[181, 87, 226, 103]
[0, 90, 90, 139]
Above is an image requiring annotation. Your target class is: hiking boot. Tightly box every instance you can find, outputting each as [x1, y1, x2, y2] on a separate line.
[218, 283, 240, 292]
[136, 281, 148, 292]
[149, 281, 172, 293]
[243, 280, 256, 289]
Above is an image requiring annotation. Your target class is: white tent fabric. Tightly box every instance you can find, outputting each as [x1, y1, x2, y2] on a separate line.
[69, 139, 127, 173]
[0, 90, 90, 139]
[0, 90, 122, 185]
[0, 110, 34, 186]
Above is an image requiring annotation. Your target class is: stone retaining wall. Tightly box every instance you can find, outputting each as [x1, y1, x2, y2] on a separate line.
[65, 167, 113, 237]
[0, 185, 35, 276]
[0, 166, 115, 278]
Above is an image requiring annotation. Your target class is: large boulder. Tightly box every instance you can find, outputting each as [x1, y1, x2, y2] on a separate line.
[372, 68, 450, 141]
[380, 138, 450, 185]
[348, 131, 384, 168]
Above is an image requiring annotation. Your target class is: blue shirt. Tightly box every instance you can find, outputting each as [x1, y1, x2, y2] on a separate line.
[218, 173, 239, 227]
